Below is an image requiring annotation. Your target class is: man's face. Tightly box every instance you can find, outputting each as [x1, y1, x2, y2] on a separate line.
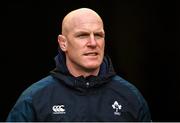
[63, 16, 105, 73]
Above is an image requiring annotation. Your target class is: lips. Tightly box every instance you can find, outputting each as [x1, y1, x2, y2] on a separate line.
[84, 52, 98, 56]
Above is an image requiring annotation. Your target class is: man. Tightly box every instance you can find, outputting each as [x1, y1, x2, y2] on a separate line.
[7, 8, 151, 121]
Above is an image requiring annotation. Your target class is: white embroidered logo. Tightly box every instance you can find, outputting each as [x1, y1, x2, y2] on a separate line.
[52, 105, 66, 114]
[112, 101, 122, 116]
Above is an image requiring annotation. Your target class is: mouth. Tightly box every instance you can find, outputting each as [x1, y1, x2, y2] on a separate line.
[84, 52, 98, 56]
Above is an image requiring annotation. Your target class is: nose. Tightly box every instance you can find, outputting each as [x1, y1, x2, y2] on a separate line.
[87, 34, 97, 47]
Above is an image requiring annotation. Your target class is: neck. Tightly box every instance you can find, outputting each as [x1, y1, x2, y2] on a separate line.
[66, 63, 100, 77]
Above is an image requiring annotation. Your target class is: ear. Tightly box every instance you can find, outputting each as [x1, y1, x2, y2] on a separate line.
[58, 35, 67, 52]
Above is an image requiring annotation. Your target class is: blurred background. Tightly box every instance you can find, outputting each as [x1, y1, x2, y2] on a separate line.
[1, 0, 179, 121]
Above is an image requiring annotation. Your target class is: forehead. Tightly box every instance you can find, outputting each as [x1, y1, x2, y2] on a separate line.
[70, 14, 104, 34]
[72, 19, 104, 32]
[63, 10, 104, 34]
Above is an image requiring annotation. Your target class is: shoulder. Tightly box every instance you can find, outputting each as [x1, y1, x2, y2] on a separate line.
[108, 75, 151, 121]
[112, 76, 140, 92]
[17, 75, 58, 102]
[6, 75, 59, 121]
[109, 75, 146, 105]
[110, 75, 140, 93]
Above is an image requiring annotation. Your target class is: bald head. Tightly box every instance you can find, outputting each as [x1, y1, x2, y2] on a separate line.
[58, 8, 105, 77]
[61, 8, 104, 35]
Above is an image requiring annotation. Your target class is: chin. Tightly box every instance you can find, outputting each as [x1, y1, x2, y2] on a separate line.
[84, 63, 101, 70]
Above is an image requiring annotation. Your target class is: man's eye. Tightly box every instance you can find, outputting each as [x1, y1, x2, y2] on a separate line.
[95, 34, 104, 38]
[77, 34, 89, 38]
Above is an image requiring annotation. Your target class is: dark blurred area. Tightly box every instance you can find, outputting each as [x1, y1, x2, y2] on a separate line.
[1, 0, 179, 121]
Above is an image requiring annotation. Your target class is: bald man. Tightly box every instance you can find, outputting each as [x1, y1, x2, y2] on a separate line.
[7, 8, 151, 121]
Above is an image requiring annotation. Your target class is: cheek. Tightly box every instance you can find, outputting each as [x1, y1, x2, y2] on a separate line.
[99, 41, 105, 50]
[66, 41, 77, 50]
[67, 43, 82, 56]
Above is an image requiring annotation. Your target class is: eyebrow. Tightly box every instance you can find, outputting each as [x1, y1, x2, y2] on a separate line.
[75, 30, 105, 35]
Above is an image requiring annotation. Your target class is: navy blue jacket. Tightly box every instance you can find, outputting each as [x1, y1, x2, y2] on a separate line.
[7, 51, 151, 121]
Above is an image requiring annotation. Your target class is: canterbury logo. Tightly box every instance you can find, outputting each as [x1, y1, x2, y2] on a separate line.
[52, 105, 66, 114]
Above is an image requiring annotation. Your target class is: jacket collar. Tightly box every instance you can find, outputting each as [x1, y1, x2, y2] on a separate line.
[50, 49, 116, 90]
